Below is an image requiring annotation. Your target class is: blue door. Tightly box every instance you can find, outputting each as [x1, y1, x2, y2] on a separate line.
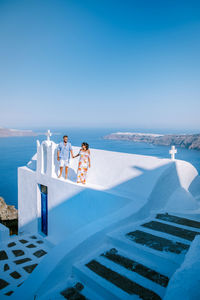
[40, 185, 48, 235]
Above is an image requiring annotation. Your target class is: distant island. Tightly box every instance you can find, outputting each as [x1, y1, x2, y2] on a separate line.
[0, 127, 40, 138]
[104, 132, 200, 151]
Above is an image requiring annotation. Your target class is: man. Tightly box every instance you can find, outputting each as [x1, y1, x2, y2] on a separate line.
[57, 135, 74, 179]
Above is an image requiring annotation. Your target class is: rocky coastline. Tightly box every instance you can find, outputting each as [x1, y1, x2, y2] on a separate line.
[0, 197, 18, 235]
[104, 132, 200, 151]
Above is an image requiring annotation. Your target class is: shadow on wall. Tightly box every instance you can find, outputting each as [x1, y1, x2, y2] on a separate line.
[189, 175, 200, 201]
[136, 163, 181, 218]
[108, 164, 170, 201]
[46, 163, 176, 242]
[126, 162, 200, 225]
[20, 161, 176, 241]
[19, 160, 200, 243]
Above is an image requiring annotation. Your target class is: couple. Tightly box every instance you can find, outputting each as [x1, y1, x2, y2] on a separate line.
[57, 135, 91, 184]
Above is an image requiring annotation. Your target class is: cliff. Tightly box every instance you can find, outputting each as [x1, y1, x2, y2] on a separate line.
[0, 197, 18, 235]
[104, 132, 200, 150]
[0, 197, 18, 220]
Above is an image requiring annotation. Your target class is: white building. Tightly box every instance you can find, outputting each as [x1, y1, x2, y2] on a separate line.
[1, 133, 200, 299]
[18, 133, 183, 245]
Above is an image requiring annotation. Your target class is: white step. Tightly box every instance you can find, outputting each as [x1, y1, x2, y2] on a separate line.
[137, 225, 192, 246]
[72, 262, 135, 300]
[94, 255, 165, 299]
[80, 283, 105, 300]
[41, 277, 104, 300]
[106, 232, 180, 273]
[102, 245, 174, 278]
[151, 217, 200, 233]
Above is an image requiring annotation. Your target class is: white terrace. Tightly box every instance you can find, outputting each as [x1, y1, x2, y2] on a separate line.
[0, 132, 200, 299]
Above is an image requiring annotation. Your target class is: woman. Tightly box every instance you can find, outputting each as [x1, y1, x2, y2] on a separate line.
[74, 142, 91, 184]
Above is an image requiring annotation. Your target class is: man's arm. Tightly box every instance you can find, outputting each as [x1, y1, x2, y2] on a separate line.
[70, 150, 74, 158]
[57, 144, 61, 161]
[57, 150, 60, 161]
[69, 143, 74, 158]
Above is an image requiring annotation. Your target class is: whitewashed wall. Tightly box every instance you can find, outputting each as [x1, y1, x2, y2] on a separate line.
[18, 145, 175, 244]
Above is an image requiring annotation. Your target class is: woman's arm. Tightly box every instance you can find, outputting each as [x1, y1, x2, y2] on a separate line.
[74, 149, 81, 158]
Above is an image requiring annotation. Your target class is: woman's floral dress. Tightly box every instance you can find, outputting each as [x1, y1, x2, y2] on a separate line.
[77, 150, 90, 183]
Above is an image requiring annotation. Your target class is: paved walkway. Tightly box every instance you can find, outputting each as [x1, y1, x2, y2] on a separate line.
[0, 234, 53, 297]
[1, 213, 200, 299]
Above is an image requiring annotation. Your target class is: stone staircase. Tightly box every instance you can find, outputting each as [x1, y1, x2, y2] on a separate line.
[58, 213, 200, 300]
[0, 233, 53, 297]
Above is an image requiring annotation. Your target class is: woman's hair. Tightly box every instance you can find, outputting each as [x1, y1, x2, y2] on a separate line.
[82, 142, 89, 150]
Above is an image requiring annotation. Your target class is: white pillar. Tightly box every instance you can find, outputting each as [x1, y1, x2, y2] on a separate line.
[46, 142, 54, 177]
[36, 130, 56, 178]
[36, 140, 42, 174]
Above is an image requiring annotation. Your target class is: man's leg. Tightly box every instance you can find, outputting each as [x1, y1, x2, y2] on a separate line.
[58, 167, 63, 178]
[65, 166, 68, 179]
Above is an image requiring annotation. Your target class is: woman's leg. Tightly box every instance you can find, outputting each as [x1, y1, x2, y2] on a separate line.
[77, 169, 81, 183]
[81, 168, 88, 184]
[77, 161, 82, 183]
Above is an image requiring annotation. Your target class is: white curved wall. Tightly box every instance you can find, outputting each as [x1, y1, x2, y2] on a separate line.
[15, 147, 200, 300]
[19, 146, 172, 244]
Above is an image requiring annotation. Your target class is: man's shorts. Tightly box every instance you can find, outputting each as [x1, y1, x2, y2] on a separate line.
[59, 159, 70, 167]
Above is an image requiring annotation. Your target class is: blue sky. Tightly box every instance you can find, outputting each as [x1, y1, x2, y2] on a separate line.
[0, 0, 200, 131]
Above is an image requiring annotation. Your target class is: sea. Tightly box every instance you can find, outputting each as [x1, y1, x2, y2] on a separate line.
[0, 127, 200, 208]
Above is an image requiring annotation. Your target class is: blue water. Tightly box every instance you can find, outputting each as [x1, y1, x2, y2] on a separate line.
[0, 128, 200, 208]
